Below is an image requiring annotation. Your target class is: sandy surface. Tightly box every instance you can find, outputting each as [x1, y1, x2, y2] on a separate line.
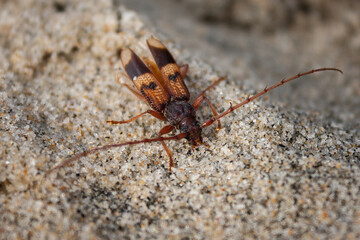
[1, 1, 359, 239]
[121, 0, 360, 128]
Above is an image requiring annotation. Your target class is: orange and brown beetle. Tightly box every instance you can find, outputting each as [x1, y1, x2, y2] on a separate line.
[46, 37, 342, 175]
[109, 37, 222, 169]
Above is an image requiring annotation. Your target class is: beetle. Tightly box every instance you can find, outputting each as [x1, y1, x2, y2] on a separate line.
[46, 37, 342, 175]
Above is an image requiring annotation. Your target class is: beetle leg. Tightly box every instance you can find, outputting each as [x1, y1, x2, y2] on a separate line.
[194, 76, 226, 100]
[122, 83, 147, 102]
[158, 125, 176, 170]
[107, 110, 166, 125]
[179, 64, 189, 79]
[192, 95, 221, 130]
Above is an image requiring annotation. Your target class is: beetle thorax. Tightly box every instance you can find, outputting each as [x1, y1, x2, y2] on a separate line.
[164, 101, 202, 145]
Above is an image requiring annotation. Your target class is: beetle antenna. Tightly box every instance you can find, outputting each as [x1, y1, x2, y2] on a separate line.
[45, 133, 187, 177]
[201, 68, 343, 128]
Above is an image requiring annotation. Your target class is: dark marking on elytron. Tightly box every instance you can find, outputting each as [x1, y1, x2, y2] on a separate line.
[168, 72, 180, 82]
[176, 95, 188, 101]
[140, 81, 165, 111]
[160, 102, 167, 110]
[124, 50, 151, 79]
[141, 81, 157, 91]
[148, 47, 176, 69]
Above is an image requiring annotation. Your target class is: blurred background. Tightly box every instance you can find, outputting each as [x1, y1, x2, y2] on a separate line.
[117, 0, 359, 129]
